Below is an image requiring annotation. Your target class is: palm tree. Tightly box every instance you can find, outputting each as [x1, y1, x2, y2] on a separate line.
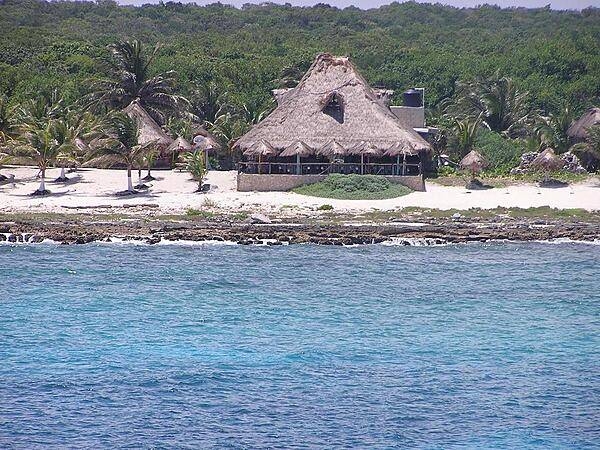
[18, 90, 66, 130]
[242, 97, 274, 125]
[0, 151, 13, 182]
[205, 113, 249, 170]
[88, 113, 152, 193]
[88, 40, 188, 124]
[534, 105, 577, 154]
[13, 119, 75, 195]
[0, 95, 19, 145]
[450, 116, 482, 158]
[141, 147, 160, 182]
[0, 96, 18, 180]
[190, 81, 230, 125]
[182, 150, 207, 192]
[451, 73, 530, 137]
[59, 109, 109, 179]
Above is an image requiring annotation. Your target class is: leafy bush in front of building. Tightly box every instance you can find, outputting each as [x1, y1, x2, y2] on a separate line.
[293, 175, 412, 200]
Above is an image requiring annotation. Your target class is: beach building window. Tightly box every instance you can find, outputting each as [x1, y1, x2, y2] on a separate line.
[323, 92, 344, 124]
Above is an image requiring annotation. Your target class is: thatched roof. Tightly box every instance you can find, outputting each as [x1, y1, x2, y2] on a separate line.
[235, 53, 431, 155]
[166, 136, 192, 154]
[531, 148, 565, 172]
[243, 140, 279, 158]
[272, 88, 294, 105]
[123, 100, 173, 148]
[280, 141, 314, 157]
[459, 150, 487, 172]
[350, 141, 383, 156]
[567, 107, 600, 140]
[317, 140, 347, 157]
[384, 141, 424, 157]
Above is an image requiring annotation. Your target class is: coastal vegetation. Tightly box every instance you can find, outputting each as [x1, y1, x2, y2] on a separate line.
[0, 0, 599, 185]
[293, 174, 413, 200]
[182, 150, 208, 191]
[86, 113, 152, 193]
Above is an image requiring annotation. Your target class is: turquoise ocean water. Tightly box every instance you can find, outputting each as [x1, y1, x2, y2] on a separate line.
[0, 241, 599, 448]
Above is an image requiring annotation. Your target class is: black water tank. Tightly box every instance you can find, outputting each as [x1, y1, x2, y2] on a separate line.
[403, 88, 422, 107]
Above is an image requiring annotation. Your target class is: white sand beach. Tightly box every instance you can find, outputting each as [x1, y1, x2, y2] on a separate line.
[0, 166, 599, 215]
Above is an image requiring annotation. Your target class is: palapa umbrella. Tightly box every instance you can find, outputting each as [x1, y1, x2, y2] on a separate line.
[459, 150, 488, 180]
[243, 140, 279, 174]
[531, 148, 565, 172]
[193, 133, 220, 152]
[280, 141, 314, 175]
[531, 148, 565, 183]
[351, 141, 383, 175]
[192, 132, 221, 169]
[167, 136, 193, 154]
[317, 140, 347, 159]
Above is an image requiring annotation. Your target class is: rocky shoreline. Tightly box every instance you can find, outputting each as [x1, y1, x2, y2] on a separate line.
[1, 216, 599, 246]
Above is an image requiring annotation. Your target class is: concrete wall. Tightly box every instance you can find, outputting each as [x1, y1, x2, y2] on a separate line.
[237, 174, 327, 192]
[237, 173, 425, 192]
[390, 106, 425, 128]
[385, 175, 425, 192]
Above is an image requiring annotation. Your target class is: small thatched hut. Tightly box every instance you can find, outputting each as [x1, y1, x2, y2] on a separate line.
[567, 107, 600, 140]
[167, 136, 192, 154]
[234, 53, 431, 186]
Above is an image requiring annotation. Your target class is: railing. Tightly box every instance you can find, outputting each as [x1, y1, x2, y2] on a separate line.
[237, 162, 422, 176]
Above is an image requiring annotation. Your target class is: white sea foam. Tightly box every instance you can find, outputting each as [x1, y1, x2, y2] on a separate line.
[380, 237, 449, 247]
[1, 233, 599, 247]
[531, 238, 600, 246]
[157, 239, 239, 246]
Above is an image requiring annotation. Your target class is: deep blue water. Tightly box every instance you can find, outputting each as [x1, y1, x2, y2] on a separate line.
[0, 241, 599, 449]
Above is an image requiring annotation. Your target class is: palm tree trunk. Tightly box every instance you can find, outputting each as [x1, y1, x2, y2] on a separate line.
[127, 166, 133, 192]
[60, 167, 66, 179]
[38, 169, 46, 193]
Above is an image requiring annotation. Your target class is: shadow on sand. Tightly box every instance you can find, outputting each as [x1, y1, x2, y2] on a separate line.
[465, 179, 494, 191]
[49, 175, 85, 185]
[109, 189, 159, 199]
[539, 179, 569, 189]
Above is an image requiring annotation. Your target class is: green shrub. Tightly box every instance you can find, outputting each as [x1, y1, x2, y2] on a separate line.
[185, 208, 214, 218]
[476, 129, 523, 174]
[294, 175, 413, 200]
[186, 208, 201, 216]
[436, 165, 456, 177]
[317, 204, 334, 211]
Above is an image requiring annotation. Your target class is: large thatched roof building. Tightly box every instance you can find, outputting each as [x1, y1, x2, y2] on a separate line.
[234, 53, 432, 156]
